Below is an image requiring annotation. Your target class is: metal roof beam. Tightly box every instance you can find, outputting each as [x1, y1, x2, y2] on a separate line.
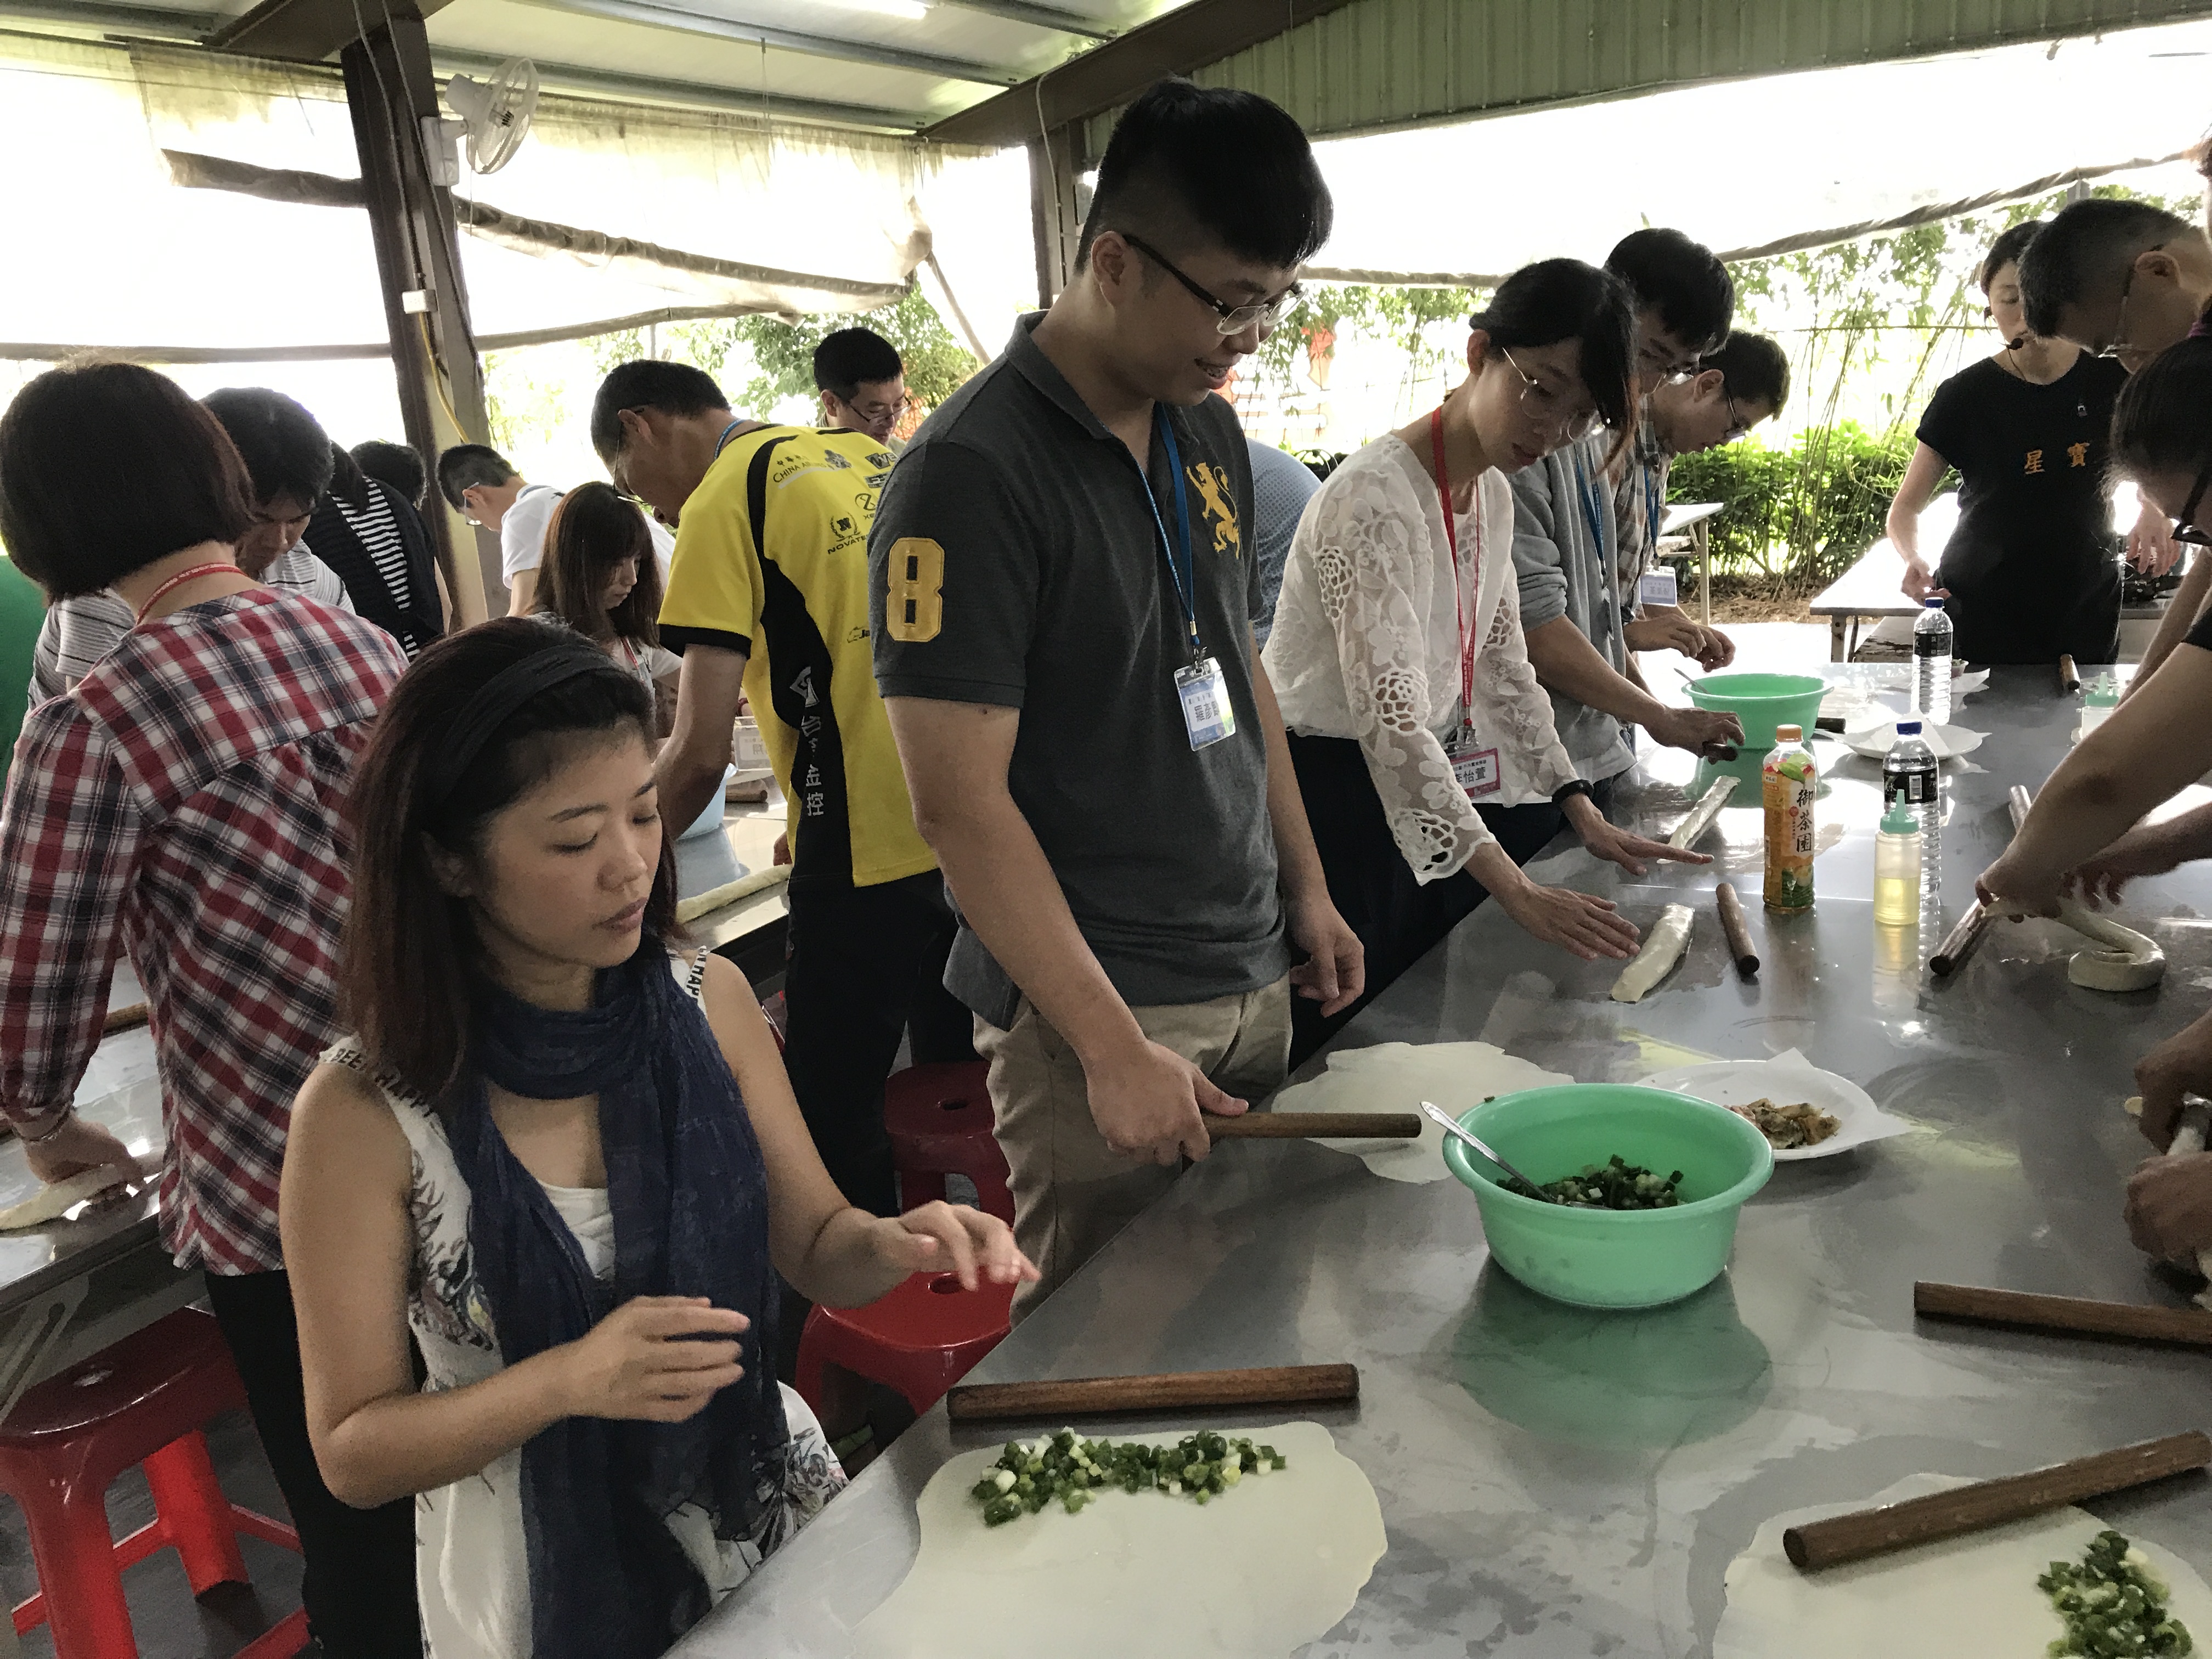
[921, 0, 1361, 146]
[0, 0, 212, 38]
[936, 0, 1111, 40]
[207, 0, 455, 63]
[512, 0, 1020, 85]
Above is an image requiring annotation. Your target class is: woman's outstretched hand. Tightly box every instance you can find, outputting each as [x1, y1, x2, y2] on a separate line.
[878, 1200, 1038, 1293]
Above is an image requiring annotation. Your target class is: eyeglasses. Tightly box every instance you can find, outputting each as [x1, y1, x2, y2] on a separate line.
[2174, 455, 2212, 548]
[1120, 233, 1300, 338]
[2098, 245, 2165, 360]
[1637, 336, 1699, 385]
[1722, 392, 1752, 442]
[840, 393, 912, 427]
[1500, 347, 1604, 442]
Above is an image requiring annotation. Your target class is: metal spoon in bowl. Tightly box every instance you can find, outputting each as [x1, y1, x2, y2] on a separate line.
[1420, 1100, 1555, 1201]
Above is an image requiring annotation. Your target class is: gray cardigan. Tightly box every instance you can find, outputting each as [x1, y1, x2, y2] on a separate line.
[1509, 432, 1636, 783]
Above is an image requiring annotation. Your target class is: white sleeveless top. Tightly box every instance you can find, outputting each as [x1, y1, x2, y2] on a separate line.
[321, 951, 845, 1659]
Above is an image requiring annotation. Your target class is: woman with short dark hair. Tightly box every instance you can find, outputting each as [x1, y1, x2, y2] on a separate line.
[1888, 219, 2144, 663]
[1264, 260, 1709, 1057]
[0, 359, 419, 1653]
[533, 481, 681, 728]
[280, 621, 1033, 1657]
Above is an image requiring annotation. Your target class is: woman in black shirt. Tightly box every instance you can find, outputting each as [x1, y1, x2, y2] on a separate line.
[1888, 220, 2130, 663]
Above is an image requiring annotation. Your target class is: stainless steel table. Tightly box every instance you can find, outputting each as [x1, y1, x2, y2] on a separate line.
[0, 973, 196, 1417]
[679, 665, 2212, 1658]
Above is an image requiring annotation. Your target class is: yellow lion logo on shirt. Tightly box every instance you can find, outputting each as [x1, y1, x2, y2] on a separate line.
[1187, 461, 1241, 557]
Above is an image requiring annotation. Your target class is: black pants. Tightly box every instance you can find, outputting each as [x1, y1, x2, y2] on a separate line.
[782, 868, 976, 1216]
[203, 1270, 420, 1657]
[1288, 733, 1568, 1066]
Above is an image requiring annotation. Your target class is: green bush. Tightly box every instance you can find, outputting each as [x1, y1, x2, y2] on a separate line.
[1667, 421, 1916, 594]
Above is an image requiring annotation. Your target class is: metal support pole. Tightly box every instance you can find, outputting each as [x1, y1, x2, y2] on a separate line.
[1026, 123, 1083, 308]
[341, 8, 498, 624]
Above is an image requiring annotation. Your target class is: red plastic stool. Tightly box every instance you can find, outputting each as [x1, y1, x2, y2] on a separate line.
[0, 1307, 309, 1659]
[795, 1272, 1014, 1418]
[884, 1061, 1013, 1224]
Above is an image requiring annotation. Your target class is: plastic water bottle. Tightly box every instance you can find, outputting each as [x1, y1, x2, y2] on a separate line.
[1884, 719, 1942, 918]
[1913, 599, 1954, 726]
[1762, 724, 1816, 913]
[2076, 674, 2119, 744]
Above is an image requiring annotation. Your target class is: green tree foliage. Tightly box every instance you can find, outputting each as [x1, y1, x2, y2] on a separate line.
[1668, 424, 1915, 591]
[713, 289, 977, 415]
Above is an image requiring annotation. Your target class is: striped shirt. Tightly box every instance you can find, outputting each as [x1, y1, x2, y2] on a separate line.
[332, 490, 419, 656]
[0, 590, 404, 1272]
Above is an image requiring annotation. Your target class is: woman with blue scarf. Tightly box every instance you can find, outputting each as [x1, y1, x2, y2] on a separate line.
[280, 620, 1035, 1658]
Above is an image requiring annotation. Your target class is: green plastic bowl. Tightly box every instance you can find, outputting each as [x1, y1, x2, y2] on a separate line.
[1442, 1085, 1775, 1310]
[1684, 672, 1827, 788]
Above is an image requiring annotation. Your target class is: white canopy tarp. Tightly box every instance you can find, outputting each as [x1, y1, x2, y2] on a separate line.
[1308, 20, 2212, 285]
[0, 31, 1012, 356]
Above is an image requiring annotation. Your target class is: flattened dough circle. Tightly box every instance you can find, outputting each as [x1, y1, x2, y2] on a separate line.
[851, 1420, 1385, 1659]
[2057, 899, 2165, 991]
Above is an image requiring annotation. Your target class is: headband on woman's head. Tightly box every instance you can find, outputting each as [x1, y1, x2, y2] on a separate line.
[416, 642, 631, 819]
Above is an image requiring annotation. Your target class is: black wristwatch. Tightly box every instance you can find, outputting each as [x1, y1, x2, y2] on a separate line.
[1552, 780, 1594, 807]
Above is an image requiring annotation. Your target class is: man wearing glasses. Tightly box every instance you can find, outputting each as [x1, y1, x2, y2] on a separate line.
[1511, 228, 1747, 796]
[1615, 330, 1791, 665]
[2021, 199, 2212, 695]
[868, 79, 1362, 1316]
[815, 327, 915, 450]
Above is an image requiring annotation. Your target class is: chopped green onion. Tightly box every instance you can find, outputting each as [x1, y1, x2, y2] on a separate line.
[966, 1429, 1290, 1527]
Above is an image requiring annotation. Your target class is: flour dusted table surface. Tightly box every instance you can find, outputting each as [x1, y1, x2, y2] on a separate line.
[676, 666, 2212, 1657]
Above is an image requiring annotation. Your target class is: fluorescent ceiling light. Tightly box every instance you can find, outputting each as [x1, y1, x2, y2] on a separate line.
[815, 0, 932, 19]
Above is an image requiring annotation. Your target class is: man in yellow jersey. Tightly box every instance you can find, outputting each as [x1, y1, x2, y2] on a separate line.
[590, 359, 970, 1216]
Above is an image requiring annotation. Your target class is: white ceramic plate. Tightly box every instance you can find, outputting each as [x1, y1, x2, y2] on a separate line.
[1839, 718, 1985, 761]
[1635, 1052, 1914, 1161]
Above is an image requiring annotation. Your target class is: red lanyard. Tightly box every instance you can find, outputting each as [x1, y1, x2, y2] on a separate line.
[1429, 408, 1480, 731]
[133, 562, 242, 625]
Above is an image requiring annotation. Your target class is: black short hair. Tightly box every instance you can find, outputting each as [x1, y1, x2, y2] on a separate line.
[201, 387, 334, 511]
[1979, 220, 2043, 293]
[1470, 258, 1638, 439]
[2019, 198, 2194, 338]
[813, 328, 904, 402]
[2112, 334, 2212, 481]
[589, 360, 731, 464]
[353, 439, 426, 509]
[0, 359, 255, 597]
[1703, 330, 1791, 415]
[1606, 228, 1735, 357]
[1076, 78, 1331, 273]
[436, 443, 517, 511]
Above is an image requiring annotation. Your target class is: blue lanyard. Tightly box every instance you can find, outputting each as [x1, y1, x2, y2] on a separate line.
[1139, 406, 1204, 659]
[713, 419, 747, 458]
[1571, 452, 1611, 574]
[1643, 465, 1664, 556]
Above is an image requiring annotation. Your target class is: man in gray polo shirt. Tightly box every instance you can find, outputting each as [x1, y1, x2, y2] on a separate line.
[870, 80, 1362, 1316]
[1515, 229, 1745, 784]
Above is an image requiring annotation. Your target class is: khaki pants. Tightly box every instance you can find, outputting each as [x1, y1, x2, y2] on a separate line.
[975, 977, 1292, 1322]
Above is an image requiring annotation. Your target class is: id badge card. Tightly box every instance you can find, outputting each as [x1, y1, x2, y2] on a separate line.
[1175, 657, 1236, 751]
[1444, 726, 1501, 798]
[1639, 567, 1679, 608]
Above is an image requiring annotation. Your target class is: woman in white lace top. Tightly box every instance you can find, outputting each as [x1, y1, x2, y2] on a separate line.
[1265, 261, 1711, 1056]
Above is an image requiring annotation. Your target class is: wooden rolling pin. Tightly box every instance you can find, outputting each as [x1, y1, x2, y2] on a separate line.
[1783, 1430, 2212, 1570]
[2008, 784, 2034, 834]
[947, 1362, 1359, 1424]
[1714, 882, 1758, 978]
[2059, 654, 2082, 694]
[1914, 1280, 2212, 1348]
[101, 1002, 148, 1036]
[1668, 775, 1737, 851]
[1207, 1113, 1421, 1140]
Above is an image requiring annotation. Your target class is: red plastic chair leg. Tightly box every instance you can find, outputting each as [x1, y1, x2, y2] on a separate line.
[900, 1171, 950, 1208]
[235, 1608, 312, 1658]
[19, 1481, 140, 1659]
[143, 1431, 251, 1593]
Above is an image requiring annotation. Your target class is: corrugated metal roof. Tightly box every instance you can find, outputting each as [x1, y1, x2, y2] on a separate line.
[1081, 0, 2212, 155]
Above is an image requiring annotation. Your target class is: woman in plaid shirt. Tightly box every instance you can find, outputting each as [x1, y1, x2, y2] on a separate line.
[0, 362, 419, 1655]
